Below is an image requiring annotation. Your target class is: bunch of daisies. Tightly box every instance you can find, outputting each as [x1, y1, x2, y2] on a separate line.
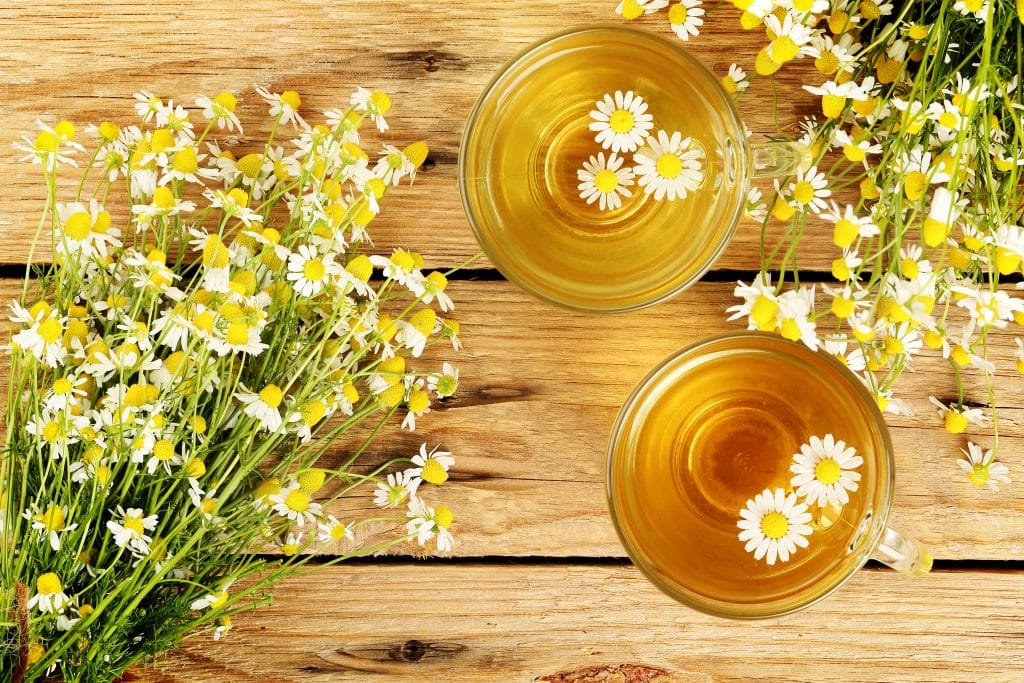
[3, 87, 460, 681]
[577, 89, 705, 211]
[621, 0, 1024, 491]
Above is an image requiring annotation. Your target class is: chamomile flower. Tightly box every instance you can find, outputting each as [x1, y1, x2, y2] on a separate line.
[236, 383, 286, 432]
[406, 498, 455, 552]
[742, 186, 767, 222]
[822, 202, 880, 248]
[633, 130, 704, 201]
[255, 87, 305, 128]
[958, 442, 1010, 492]
[616, 0, 669, 20]
[350, 87, 392, 131]
[726, 273, 778, 331]
[722, 64, 749, 95]
[106, 506, 158, 555]
[588, 90, 654, 153]
[831, 129, 882, 164]
[132, 186, 196, 219]
[951, 286, 1022, 329]
[786, 165, 831, 214]
[195, 91, 242, 132]
[28, 504, 79, 551]
[428, 362, 459, 398]
[317, 514, 355, 544]
[668, 0, 705, 41]
[374, 470, 421, 508]
[776, 286, 818, 350]
[12, 312, 68, 368]
[407, 443, 456, 486]
[27, 573, 72, 614]
[928, 396, 990, 434]
[737, 488, 813, 565]
[953, 0, 990, 21]
[14, 119, 86, 170]
[790, 435, 863, 507]
[287, 245, 337, 297]
[269, 481, 323, 527]
[190, 579, 235, 611]
[577, 152, 635, 210]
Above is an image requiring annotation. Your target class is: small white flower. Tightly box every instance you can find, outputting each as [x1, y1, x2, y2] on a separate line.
[195, 92, 242, 132]
[235, 383, 286, 433]
[27, 573, 72, 614]
[576, 152, 635, 211]
[737, 488, 813, 565]
[428, 362, 459, 398]
[787, 165, 831, 214]
[106, 506, 158, 555]
[588, 90, 654, 153]
[789, 435, 863, 507]
[350, 87, 391, 132]
[255, 86, 305, 128]
[269, 482, 323, 527]
[668, 0, 705, 41]
[958, 442, 1010, 492]
[406, 443, 455, 486]
[633, 130, 704, 201]
[374, 470, 421, 508]
[287, 245, 337, 297]
[406, 498, 455, 552]
[317, 514, 355, 544]
[190, 579, 235, 611]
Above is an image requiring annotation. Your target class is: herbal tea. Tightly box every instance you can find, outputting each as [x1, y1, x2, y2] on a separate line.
[608, 334, 890, 618]
[460, 26, 747, 311]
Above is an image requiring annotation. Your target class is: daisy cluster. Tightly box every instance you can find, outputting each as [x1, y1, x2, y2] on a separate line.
[577, 90, 705, 210]
[3, 88, 460, 679]
[737, 434, 862, 565]
[619, 0, 1022, 489]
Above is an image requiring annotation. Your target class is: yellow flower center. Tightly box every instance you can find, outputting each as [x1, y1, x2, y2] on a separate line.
[152, 186, 176, 210]
[37, 505, 66, 532]
[815, 52, 840, 75]
[884, 335, 904, 355]
[821, 94, 846, 119]
[945, 411, 968, 434]
[123, 513, 145, 536]
[434, 504, 454, 530]
[346, 254, 373, 282]
[186, 458, 206, 478]
[908, 23, 930, 40]
[951, 345, 972, 367]
[995, 248, 1021, 275]
[280, 91, 301, 110]
[42, 421, 61, 445]
[609, 109, 635, 134]
[968, 464, 990, 486]
[407, 388, 430, 414]
[593, 168, 619, 194]
[843, 143, 866, 163]
[770, 36, 799, 63]
[302, 258, 326, 282]
[780, 318, 802, 341]
[370, 90, 392, 114]
[751, 295, 779, 329]
[172, 146, 199, 175]
[284, 488, 310, 513]
[421, 458, 449, 485]
[235, 153, 263, 179]
[226, 321, 250, 346]
[760, 511, 789, 539]
[963, 0, 983, 11]
[298, 468, 326, 493]
[330, 523, 349, 540]
[860, 0, 881, 20]
[254, 477, 281, 502]
[203, 235, 230, 269]
[903, 171, 928, 201]
[259, 384, 284, 409]
[792, 180, 816, 205]
[833, 218, 859, 248]
[64, 212, 92, 241]
[831, 295, 855, 319]
[213, 91, 237, 113]
[620, 0, 645, 19]
[38, 318, 63, 344]
[153, 439, 175, 461]
[36, 572, 62, 595]
[655, 153, 683, 180]
[669, 2, 689, 23]
[210, 590, 228, 609]
[410, 308, 437, 336]
[390, 250, 416, 271]
[52, 378, 73, 395]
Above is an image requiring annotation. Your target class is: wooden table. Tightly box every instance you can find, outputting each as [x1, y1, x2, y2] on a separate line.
[2, 2, 1022, 681]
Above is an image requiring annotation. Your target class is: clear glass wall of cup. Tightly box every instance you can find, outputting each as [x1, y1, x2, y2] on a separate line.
[459, 25, 810, 313]
[607, 332, 931, 619]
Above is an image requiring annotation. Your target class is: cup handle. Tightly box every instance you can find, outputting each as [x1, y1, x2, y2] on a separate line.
[749, 141, 812, 178]
[871, 527, 933, 576]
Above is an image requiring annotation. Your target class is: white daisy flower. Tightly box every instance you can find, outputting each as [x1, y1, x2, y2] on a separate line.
[194, 91, 242, 132]
[255, 86, 305, 128]
[133, 90, 162, 122]
[12, 312, 68, 368]
[350, 87, 391, 132]
[27, 573, 72, 614]
[374, 470, 421, 508]
[669, 0, 705, 41]
[958, 442, 1010, 492]
[428, 362, 459, 398]
[789, 434, 864, 507]
[737, 488, 813, 565]
[725, 272, 778, 330]
[787, 165, 831, 214]
[106, 505, 159, 555]
[616, 0, 669, 20]
[287, 245, 337, 297]
[406, 443, 456, 486]
[235, 383, 286, 432]
[27, 504, 79, 551]
[588, 90, 655, 153]
[928, 396, 990, 435]
[269, 481, 323, 527]
[951, 286, 1023, 329]
[633, 130, 704, 201]
[190, 579, 235, 611]
[577, 152, 635, 211]
[742, 186, 767, 222]
[317, 514, 355, 544]
[406, 498, 455, 552]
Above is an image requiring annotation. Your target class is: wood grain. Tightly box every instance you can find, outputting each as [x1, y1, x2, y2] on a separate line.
[131, 564, 1024, 682]
[2, 278, 1020, 560]
[0, 1, 825, 270]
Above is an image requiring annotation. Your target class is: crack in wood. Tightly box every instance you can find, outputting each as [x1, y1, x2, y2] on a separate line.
[536, 663, 674, 683]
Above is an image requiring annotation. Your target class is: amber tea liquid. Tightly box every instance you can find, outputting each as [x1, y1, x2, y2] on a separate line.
[460, 26, 747, 311]
[609, 334, 890, 618]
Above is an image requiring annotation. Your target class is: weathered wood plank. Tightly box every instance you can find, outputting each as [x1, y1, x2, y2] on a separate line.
[130, 564, 1024, 682]
[1, 278, 1021, 559]
[0, 1, 822, 269]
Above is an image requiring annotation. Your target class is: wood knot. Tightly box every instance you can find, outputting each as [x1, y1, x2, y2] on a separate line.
[399, 639, 426, 662]
[389, 49, 469, 74]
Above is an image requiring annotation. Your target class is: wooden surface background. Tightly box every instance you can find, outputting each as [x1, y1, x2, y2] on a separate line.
[2, 2, 1022, 681]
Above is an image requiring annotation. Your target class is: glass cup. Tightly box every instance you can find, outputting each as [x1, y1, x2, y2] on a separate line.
[606, 331, 931, 619]
[459, 25, 808, 313]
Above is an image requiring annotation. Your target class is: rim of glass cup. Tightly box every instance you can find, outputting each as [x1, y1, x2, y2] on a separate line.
[458, 24, 749, 314]
[605, 331, 896, 619]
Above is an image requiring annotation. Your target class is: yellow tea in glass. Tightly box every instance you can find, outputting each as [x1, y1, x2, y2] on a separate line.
[459, 26, 806, 312]
[607, 333, 930, 618]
